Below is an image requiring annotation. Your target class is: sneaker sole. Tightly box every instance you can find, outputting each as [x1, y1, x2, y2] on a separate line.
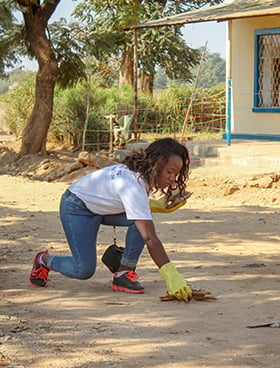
[28, 251, 48, 288]
[28, 278, 47, 288]
[111, 284, 145, 294]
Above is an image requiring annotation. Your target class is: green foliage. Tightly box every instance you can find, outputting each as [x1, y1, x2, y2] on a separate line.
[3, 69, 225, 150]
[195, 51, 226, 88]
[48, 18, 119, 89]
[153, 50, 226, 88]
[73, 0, 223, 86]
[138, 84, 192, 134]
[0, 2, 24, 76]
[138, 82, 226, 136]
[47, 19, 87, 89]
[1, 71, 35, 136]
[1, 3, 118, 89]
[51, 78, 134, 148]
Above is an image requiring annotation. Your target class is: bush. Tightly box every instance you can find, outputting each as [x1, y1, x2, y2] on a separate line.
[52, 79, 135, 150]
[1, 72, 35, 137]
[138, 83, 226, 137]
[2, 70, 225, 150]
[51, 80, 226, 147]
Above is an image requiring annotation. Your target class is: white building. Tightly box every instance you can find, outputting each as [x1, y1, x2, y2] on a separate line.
[136, 0, 280, 143]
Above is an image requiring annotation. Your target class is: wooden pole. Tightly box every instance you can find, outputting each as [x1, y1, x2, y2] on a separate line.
[109, 115, 113, 153]
[133, 28, 139, 140]
[82, 74, 91, 151]
[180, 41, 208, 143]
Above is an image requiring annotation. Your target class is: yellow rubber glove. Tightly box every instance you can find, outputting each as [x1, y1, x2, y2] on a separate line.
[159, 262, 192, 302]
[149, 195, 186, 214]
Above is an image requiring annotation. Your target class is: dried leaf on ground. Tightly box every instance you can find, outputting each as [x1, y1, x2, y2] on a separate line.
[160, 289, 217, 302]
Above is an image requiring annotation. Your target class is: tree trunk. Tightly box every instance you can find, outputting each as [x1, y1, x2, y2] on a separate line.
[119, 49, 134, 87]
[140, 73, 154, 95]
[19, 1, 60, 157]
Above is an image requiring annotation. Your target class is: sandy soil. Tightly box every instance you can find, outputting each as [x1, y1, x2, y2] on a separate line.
[0, 143, 280, 368]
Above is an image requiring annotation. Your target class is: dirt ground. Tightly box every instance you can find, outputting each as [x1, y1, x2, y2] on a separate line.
[0, 142, 279, 368]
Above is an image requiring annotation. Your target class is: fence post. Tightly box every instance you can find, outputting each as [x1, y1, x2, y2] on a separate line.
[180, 41, 207, 143]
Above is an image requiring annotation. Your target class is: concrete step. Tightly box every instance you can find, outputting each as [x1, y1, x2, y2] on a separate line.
[187, 140, 280, 170]
[114, 139, 280, 171]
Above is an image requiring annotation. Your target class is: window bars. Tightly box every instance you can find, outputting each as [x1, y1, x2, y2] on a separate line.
[258, 33, 280, 108]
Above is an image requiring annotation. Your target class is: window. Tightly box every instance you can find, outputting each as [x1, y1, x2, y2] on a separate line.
[253, 28, 280, 112]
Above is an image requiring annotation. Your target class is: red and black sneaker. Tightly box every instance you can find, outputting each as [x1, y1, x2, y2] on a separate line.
[28, 250, 50, 288]
[112, 271, 144, 294]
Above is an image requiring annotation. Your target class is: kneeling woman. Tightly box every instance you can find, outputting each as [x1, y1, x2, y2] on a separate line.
[29, 138, 192, 302]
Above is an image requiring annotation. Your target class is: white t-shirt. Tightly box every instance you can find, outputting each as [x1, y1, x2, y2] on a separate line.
[68, 164, 152, 220]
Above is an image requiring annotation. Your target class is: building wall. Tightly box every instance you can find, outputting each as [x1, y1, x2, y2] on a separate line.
[229, 15, 280, 135]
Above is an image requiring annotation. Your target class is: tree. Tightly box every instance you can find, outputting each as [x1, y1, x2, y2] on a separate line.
[20, 1, 62, 156]
[73, 0, 224, 94]
[1, 1, 122, 156]
[0, 1, 18, 75]
[1, 1, 61, 156]
[1, 1, 91, 156]
[196, 51, 226, 88]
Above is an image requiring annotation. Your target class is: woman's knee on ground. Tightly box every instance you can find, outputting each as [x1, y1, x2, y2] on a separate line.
[75, 264, 96, 280]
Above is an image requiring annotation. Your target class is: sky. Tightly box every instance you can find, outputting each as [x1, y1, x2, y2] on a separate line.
[183, 21, 226, 58]
[21, 1, 227, 71]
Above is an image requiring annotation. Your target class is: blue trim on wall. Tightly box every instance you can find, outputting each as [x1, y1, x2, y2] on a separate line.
[252, 107, 280, 113]
[253, 27, 280, 111]
[222, 133, 280, 141]
[255, 28, 280, 36]
[253, 30, 260, 108]
[226, 78, 231, 146]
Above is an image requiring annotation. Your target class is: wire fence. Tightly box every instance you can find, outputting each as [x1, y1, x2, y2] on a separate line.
[82, 90, 226, 151]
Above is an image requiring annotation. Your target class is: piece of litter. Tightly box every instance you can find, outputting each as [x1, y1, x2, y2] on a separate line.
[246, 320, 280, 328]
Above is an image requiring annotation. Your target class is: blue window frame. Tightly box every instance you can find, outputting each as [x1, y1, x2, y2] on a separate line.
[253, 28, 280, 113]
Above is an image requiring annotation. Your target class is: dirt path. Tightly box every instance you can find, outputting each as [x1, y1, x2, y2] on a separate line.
[0, 154, 280, 368]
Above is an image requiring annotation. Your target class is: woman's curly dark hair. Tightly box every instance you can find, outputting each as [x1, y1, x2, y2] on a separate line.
[122, 138, 190, 200]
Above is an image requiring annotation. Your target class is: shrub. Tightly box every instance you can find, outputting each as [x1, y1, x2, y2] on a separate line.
[51, 79, 135, 150]
[2, 70, 225, 150]
[1, 72, 35, 137]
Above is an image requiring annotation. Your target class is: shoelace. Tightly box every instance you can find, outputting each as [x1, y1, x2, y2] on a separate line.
[33, 266, 49, 282]
[126, 271, 138, 282]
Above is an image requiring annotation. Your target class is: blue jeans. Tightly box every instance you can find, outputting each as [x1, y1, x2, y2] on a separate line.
[48, 190, 145, 279]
